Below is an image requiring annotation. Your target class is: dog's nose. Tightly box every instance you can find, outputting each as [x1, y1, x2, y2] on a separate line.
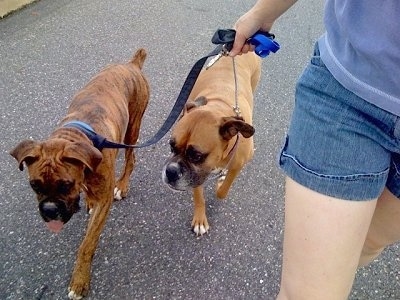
[41, 202, 60, 220]
[165, 163, 182, 182]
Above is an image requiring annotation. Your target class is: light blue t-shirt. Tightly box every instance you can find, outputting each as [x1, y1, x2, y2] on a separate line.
[318, 0, 400, 115]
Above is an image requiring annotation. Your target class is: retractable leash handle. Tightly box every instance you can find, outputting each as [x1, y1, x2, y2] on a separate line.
[248, 31, 280, 58]
[211, 29, 280, 58]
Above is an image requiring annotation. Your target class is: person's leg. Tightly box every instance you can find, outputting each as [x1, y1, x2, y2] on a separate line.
[276, 41, 400, 299]
[277, 177, 377, 300]
[359, 187, 400, 267]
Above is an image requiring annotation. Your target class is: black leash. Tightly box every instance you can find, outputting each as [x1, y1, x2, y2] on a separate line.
[63, 29, 278, 150]
[132, 30, 242, 148]
[63, 30, 236, 150]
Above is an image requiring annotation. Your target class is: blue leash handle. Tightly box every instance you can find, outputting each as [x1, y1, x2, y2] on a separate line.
[211, 29, 280, 58]
[248, 31, 280, 58]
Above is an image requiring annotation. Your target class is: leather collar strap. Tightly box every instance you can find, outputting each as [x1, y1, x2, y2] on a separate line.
[62, 121, 117, 150]
[63, 29, 238, 150]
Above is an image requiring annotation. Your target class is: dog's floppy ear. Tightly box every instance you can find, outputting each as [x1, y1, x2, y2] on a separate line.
[219, 116, 255, 140]
[10, 140, 41, 171]
[184, 96, 208, 113]
[63, 142, 103, 172]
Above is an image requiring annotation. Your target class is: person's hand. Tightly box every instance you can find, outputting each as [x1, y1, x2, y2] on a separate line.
[230, 11, 273, 57]
[230, 30, 255, 57]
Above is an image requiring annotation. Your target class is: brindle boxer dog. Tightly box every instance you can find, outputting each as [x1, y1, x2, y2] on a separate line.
[10, 49, 149, 299]
[162, 52, 261, 235]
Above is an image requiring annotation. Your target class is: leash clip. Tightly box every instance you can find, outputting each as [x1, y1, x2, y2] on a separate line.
[206, 44, 230, 70]
[232, 105, 241, 117]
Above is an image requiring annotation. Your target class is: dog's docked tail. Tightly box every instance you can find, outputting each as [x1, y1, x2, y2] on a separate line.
[130, 48, 147, 69]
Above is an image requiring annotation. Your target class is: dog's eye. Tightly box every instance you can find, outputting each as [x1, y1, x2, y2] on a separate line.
[169, 139, 178, 154]
[170, 144, 175, 153]
[186, 146, 206, 164]
[57, 180, 74, 195]
[30, 180, 43, 193]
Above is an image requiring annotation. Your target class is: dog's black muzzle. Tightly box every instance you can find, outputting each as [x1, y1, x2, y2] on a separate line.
[162, 160, 193, 191]
[164, 162, 183, 184]
[163, 158, 207, 191]
[38, 197, 80, 224]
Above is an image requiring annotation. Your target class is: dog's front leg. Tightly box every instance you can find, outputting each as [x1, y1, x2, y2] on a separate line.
[68, 193, 113, 299]
[191, 186, 209, 235]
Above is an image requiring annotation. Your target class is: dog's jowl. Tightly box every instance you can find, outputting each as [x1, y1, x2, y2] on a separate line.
[10, 49, 150, 299]
[162, 52, 261, 236]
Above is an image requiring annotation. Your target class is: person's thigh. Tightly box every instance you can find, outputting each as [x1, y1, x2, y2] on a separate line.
[277, 177, 377, 300]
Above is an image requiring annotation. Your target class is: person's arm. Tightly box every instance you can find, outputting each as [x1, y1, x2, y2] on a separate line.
[230, 0, 297, 56]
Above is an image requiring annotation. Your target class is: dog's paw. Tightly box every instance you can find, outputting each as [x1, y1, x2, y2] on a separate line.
[113, 187, 123, 200]
[114, 184, 129, 200]
[68, 283, 88, 300]
[114, 179, 129, 200]
[68, 290, 84, 300]
[218, 172, 227, 183]
[191, 216, 210, 236]
[193, 224, 209, 236]
[68, 272, 89, 300]
[216, 171, 230, 199]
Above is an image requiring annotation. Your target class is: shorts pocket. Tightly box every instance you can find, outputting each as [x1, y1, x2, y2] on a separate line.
[310, 42, 326, 68]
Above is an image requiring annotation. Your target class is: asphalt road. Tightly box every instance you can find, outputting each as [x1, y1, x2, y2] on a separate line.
[1, 1, 399, 299]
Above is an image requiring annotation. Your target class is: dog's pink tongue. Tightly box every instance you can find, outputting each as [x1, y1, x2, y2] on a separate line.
[46, 220, 64, 233]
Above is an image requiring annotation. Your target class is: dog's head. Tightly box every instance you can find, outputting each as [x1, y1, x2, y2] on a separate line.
[10, 138, 102, 233]
[162, 97, 254, 191]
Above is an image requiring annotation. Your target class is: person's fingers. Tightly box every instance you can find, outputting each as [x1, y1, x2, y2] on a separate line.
[241, 43, 251, 54]
[230, 37, 256, 56]
[229, 32, 248, 57]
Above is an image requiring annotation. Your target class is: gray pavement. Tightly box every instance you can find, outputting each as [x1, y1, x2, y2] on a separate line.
[1, 1, 399, 299]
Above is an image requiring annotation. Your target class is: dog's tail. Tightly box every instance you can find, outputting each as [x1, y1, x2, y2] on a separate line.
[130, 48, 147, 69]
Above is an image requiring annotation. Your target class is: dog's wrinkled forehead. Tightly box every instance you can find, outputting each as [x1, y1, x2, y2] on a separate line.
[28, 141, 70, 167]
[11, 137, 102, 174]
[169, 125, 217, 153]
[174, 109, 220, 140]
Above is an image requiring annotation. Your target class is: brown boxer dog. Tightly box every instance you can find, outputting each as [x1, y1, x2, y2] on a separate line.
[10, 49, 149, 299]
[162, 52, 261, 235]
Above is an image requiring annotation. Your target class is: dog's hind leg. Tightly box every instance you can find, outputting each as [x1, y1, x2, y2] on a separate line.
[216, 167, 241, 199]
[114, 147, 135, 200]
[114, 103, 148, 200]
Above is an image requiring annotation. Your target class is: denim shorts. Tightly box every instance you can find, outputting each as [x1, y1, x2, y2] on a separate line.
[278, 42, 400, 200]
